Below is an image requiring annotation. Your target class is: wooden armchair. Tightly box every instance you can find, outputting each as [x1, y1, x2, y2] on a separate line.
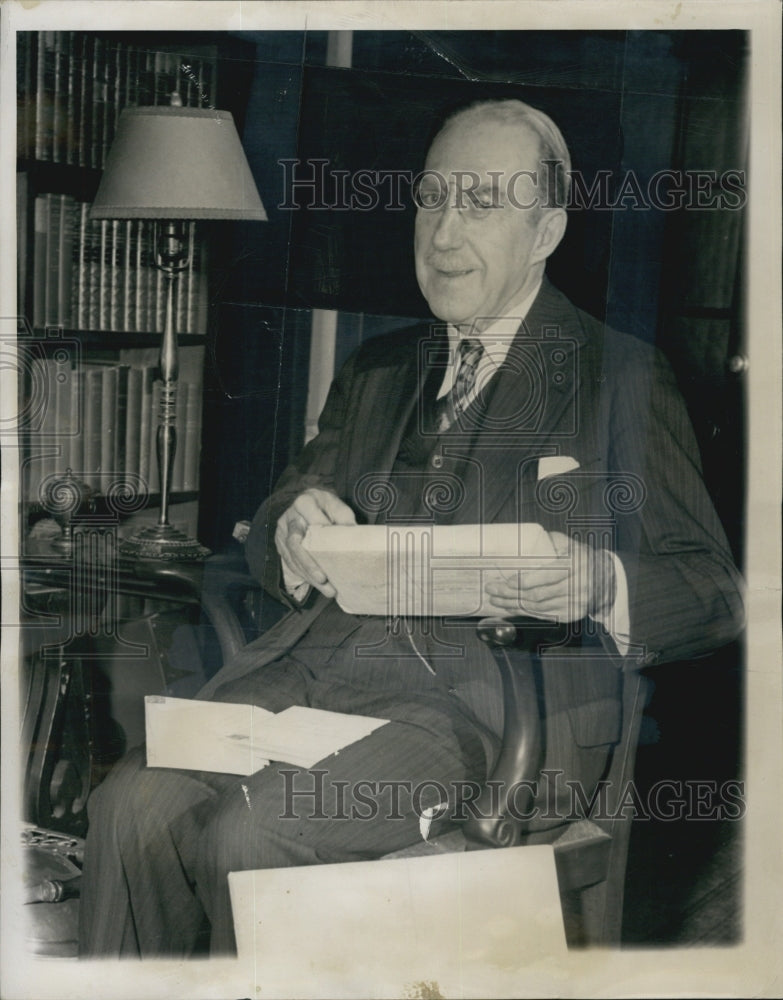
[21, 552, 650, 952]
[196, 557, 651, 947]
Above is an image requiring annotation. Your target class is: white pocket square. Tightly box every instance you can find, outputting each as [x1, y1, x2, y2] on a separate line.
[537, 456, 580, 479]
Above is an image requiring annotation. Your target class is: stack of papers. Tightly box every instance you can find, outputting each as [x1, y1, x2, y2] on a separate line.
[145, 696, 388, 776]
[302, 522, 556, 617]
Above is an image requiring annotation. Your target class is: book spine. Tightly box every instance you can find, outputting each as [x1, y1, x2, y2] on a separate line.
[154, 50, 166, 105]
[138, 365, 154, 492]
[114, 364, 130, 478]
[58, 194, 75, 327]
[74, 202, 89, 329]
[51, 31, 66, 163]
[154, 246, 165, 333]
[98, 219, 111, 330]
[207, 58, 218, 112]
[19, 359, 34, 500]
[185, 228, 202, 335]
[192, 55, 206, 109]
[148, 379, 162, 494]
[16, 33, 25, 156]
[123, 219, 135, 333]
[138, 46, 155, 106]
[196, 56, 211, 107]
[109, 218, 124, 332]
[38, 357, 59, 495]
[183, 382, 202, 492]
[17, 32, 33, 158]
[27, 33, 38, 157]
[170, 50, 180, 102]
[101, 35, 113, 168]
[68, 368, 84, 477]
[176, 221, 192, 333]
[68, 199, 82, 329]
[109, 39, 125, 152]
[98, 365, 117, 479]
[124, 366, 143, 480]
[77, 33, 93, 168]
[91, 36, 105, 170]
[32, 196, 47, 328]
[17, 173, 28, 316]
[27, 358, 48, 501]
[181, 55, 193, 107]
[44, 193, 60, 328]
[65, 31, 80, 165]
[125, 44, 138, 109]
[171, 383, 187, 492]
[101, 34, 113, 167]
[83, 367, 103, 489]
[36, 31, 56, 161]
[134, 219, 147, 333]
[85, 213, 102, 330]
[172, 51, 183, 103]
[34, 31, 44, 159]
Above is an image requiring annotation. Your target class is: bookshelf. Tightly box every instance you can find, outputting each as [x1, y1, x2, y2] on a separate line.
[16, 31, 255, 546]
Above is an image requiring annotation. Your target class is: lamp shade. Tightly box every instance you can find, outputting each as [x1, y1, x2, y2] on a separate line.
[90, 105, 267, 221]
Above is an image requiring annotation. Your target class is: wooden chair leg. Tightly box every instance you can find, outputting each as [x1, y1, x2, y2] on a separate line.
[561, 671, 651, 945]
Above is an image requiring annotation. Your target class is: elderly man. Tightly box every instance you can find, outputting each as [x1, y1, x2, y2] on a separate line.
[79, 99, 743, 957]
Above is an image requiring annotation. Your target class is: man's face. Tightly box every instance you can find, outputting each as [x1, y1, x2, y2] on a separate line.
[414, 117, 556, 333]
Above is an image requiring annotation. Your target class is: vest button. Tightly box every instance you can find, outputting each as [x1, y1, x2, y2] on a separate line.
[431, 454, 443, 469]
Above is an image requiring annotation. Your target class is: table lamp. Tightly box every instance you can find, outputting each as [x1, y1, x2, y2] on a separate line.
[91, 97, 266, 560]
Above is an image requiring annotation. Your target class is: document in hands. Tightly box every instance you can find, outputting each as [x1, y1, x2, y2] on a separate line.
[302, 521, 557, 617]
[144, 696, 388, 776]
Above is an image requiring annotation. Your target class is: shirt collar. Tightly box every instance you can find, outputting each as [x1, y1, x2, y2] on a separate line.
[446, 280, 543, 367]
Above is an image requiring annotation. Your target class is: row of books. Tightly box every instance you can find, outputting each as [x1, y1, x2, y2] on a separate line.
[23, 359, 203, 503]
[29, 191, 208, 334]
[17, 31, 218, 168]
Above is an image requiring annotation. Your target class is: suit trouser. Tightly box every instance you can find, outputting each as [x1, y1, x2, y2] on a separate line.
[78, 641, 493, 958]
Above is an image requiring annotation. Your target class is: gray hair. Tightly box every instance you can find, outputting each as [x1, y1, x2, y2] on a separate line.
[437, 99, 572, 208]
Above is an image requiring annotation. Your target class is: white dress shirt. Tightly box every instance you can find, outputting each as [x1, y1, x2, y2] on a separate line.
[436, 285, 542, 402]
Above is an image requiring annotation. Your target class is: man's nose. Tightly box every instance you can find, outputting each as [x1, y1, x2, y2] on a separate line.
[430, 202, 464, 250]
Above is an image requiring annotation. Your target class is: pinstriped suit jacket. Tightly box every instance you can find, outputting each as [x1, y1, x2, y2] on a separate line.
[202, 279, 743, 821]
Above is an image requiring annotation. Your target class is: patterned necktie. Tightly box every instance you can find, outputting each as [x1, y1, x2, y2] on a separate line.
[434, 338, 484, 433]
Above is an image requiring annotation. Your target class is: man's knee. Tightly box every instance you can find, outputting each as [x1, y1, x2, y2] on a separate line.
[87, 746, 148, 830]
[198, 783, 261, 869]
[197, 780, 321, 877]
[87, 747, 214, 847]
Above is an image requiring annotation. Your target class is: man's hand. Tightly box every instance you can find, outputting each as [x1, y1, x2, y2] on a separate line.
[275, 488, 357, 598]
[484, 531, 616, 622]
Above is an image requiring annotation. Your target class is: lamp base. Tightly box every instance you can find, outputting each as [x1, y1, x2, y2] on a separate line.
[119, 523, 210, 562]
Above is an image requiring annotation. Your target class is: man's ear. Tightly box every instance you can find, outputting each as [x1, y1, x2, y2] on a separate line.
[532, 208, 568, 263]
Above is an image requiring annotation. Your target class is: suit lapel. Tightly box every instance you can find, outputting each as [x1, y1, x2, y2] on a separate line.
[449, 280, 588, 524]
[341, 323, 441, 525]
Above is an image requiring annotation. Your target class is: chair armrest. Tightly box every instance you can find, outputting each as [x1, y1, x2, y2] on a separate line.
[463, 637, 543, 848]
[198, 586, 252, 664]
[128, 555, 262, 666]
[463, 618, 567, 848]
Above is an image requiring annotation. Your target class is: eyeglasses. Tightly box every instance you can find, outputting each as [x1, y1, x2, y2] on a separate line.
[412, 171, 543, 215]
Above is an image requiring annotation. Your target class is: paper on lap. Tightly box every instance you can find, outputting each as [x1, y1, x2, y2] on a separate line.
[145, 696, 388, 776]
[302, 522, 557, 617]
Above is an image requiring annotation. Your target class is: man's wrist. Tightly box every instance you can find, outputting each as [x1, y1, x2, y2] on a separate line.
[587, 547, 617, 618]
